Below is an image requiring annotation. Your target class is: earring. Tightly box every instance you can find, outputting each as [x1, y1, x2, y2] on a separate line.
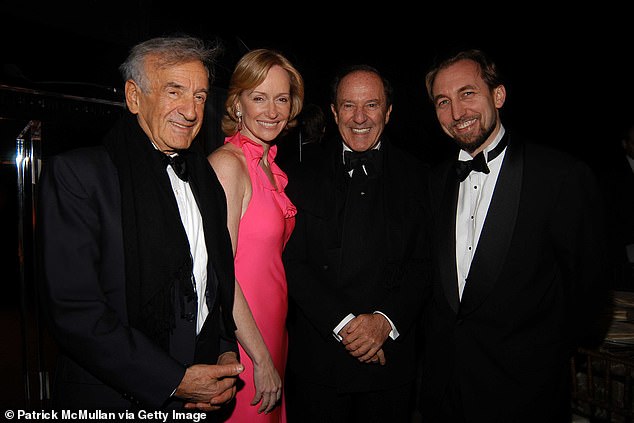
[236, 110, 243, 131]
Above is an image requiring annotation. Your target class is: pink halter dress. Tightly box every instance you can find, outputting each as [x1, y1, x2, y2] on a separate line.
[225, 132, 296, 423]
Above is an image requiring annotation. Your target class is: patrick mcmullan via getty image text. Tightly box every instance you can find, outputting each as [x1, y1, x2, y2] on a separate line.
[6, 409, 207, 422]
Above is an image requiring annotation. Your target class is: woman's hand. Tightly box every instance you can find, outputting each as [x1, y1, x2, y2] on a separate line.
[251, 356, 282, 414]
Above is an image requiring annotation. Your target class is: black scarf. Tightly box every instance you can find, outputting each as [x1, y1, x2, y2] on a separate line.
[103, 115, 235, 350]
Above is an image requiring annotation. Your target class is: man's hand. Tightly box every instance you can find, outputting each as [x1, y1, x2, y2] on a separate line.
[340, 313, 391, 364]
[177, 352, 243, 411]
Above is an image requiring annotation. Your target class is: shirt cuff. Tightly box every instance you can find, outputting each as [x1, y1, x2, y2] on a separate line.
[374, 311, 399, 340]
[332, 313, 355, 341]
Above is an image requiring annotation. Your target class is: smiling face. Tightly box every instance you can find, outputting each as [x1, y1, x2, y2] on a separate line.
[431, 59, 505, 154]
[236, 65, 291, 144]
[331, 70, 392, 152]
[125, 56, 209, 152]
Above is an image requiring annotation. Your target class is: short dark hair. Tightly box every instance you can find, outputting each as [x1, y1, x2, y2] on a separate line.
[299, 103, 326, 144]
[330, 64, 393, 108]
[425, 49, 503, 102]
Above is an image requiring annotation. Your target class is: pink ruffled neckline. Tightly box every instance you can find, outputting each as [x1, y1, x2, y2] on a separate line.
[225, 133, 296, 218]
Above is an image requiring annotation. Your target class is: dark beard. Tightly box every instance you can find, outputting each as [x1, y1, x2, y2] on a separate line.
[453, 121, 496, 154]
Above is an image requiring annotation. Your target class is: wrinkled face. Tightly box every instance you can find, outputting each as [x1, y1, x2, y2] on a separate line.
[331, 70, 391, 152]
[431, 59, 505, 154]
[236, 65, 291, 144]
[125, 56, 209, 152]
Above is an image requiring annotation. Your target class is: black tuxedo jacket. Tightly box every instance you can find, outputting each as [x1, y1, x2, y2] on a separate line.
[420, 132, 610, 422]
[38, 144, 237, 410]
[599, 152, 634, 289]
[283, 138, 431, 392]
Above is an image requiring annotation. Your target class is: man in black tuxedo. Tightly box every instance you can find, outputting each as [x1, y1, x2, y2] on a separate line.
[283, 65, 430, 422]
[418, 49, 609, 422]
[600, 121, 634, 290]
[38, 36, 243, 413]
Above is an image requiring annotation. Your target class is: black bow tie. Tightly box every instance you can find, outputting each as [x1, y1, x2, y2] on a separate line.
[160, 152, 188, 182]
[454, 135, 508, 182]
[344, 149, 381, 176]
[455, 151, 489, 182]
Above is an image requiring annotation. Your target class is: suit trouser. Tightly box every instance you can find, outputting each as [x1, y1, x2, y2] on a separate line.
[285, 376, 414, 423]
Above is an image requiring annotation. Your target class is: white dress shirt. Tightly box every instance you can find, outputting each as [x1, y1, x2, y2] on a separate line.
[456, 126, 507, 300]
[166, 159, 209, 335]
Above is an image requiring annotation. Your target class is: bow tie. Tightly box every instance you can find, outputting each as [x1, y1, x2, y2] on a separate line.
[160, 152, 189, 182]
[344, 149, 381, 176]
[454, 135, 508, 182]
[455, 151, 489, 182]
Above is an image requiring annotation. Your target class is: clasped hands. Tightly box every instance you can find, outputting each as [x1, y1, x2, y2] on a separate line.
[339, 313, 391, 365]
[175, 351, 243, 411]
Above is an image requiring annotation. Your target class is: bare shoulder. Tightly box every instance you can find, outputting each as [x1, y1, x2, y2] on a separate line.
[208, 144, 249, 188]
[209, 144, 245, 173]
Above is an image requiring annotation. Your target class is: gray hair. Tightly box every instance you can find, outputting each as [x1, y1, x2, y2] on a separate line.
[119, 35, 222, 92]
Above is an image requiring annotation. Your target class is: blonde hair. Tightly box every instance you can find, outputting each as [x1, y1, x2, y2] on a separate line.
[222, 49, 304, 136]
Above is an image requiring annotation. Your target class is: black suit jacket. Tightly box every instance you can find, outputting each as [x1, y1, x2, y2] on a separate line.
[283, 138, 431, 392]
[38, 143, 237, 410]
[599, 152, 634, 289]
[420, 132, 609, 422]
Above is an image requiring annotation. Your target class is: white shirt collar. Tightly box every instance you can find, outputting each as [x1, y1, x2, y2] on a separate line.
[342, 140, 382, 164]
[458, 125, 506, 162]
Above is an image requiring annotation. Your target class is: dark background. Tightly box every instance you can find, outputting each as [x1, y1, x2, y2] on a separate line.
[2, 4, 633, 163]
[1, 2, 632, 409]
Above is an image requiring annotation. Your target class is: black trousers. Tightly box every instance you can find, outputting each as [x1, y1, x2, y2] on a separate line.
[286, 376, 414, 423]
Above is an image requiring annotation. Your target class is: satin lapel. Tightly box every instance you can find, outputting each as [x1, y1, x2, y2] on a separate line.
[459, 135, 523, 315]
[382, 143, 401, 214]
[382, 143, 405, 264]
[438, 165, 461, 313]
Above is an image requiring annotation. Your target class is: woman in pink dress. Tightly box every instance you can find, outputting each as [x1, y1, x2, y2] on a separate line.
[207, 49, 304, 422]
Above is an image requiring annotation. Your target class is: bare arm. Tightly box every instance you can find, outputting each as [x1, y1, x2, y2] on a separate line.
[208, 148, 281, 413]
